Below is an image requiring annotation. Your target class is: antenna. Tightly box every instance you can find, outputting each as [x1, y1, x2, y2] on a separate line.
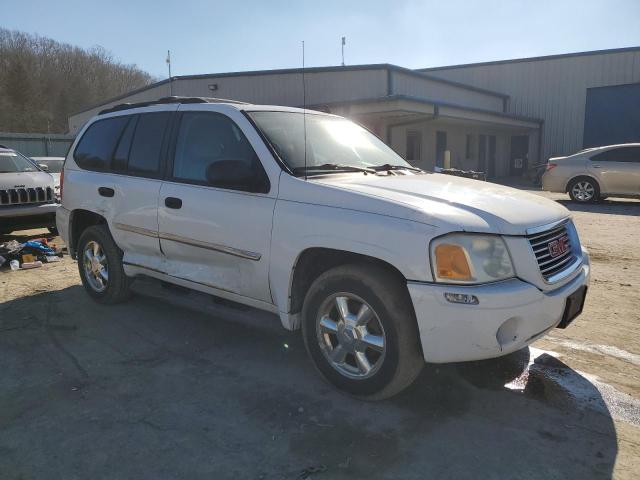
[166, 50, 173, 95]
[341, 36, 346, 66]
[302, 40, 308, 181]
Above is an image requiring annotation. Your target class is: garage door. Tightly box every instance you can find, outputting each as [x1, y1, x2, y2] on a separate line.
[583, 83, 640, 148]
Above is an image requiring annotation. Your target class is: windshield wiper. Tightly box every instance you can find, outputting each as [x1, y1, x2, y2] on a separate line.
[374, 164, 423, 173]
[293, 163, 376, 175]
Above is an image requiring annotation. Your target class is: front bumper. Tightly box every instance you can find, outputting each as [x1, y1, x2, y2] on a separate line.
[408, 253, 590, 364]
[0, 202, 58, 218]
[0, 203, 58, 231]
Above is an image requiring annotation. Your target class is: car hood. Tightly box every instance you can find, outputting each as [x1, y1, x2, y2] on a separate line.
[0, 171, 55, 189]
[307, 172, 570, 235]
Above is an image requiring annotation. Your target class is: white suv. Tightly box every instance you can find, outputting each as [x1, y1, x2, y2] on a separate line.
[57, 97, 590, 399]
[1, 146, 58, 234]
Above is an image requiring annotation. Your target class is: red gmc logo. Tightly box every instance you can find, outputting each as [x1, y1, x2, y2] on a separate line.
[548, 235, 570, 258]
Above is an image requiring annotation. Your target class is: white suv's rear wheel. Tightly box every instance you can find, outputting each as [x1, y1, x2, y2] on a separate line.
[77, 225, 131, 304]
[82, 240, 109, 293]
[301, 264, 423, 400]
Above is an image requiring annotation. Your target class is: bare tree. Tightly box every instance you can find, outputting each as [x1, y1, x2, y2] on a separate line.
[0, 28, 155, 133]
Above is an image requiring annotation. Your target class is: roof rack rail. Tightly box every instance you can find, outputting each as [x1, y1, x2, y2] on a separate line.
[98, 96, 250, 115]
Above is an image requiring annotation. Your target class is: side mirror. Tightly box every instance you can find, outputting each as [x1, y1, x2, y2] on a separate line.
[39, 164, 49, 172]
[205, 160, 269, 193]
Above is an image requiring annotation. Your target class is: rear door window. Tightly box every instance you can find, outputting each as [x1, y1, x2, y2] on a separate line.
[74, 116, 129, 171]
[127, 112, 170, 175]
[618, 147, 640, 162]
[112, 115, 138, 172]
[593, 147, 640, 163]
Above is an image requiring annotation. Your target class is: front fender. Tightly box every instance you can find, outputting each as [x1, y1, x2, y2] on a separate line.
[269, 199, 439, 325]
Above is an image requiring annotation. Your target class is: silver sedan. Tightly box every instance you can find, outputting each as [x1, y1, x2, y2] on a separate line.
[542, 143, 640, 203]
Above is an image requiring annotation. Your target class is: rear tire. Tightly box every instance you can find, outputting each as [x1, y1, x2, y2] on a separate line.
[568, 177, 600, 203]
[301, 264, 424, 400]
[77, 225, 131, 304]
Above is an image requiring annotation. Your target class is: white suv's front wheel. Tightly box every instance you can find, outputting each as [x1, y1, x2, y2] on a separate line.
[301, 264, 424, 400]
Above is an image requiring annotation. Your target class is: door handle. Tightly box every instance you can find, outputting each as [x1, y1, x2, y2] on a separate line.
[592, 164, 602, 168]
[98, 187, 115, 197]
[165, 197, 182, 209]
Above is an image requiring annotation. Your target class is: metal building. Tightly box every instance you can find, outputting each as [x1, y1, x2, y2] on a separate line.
[420, 46, 640, 163]
[68, 46, 640, 179]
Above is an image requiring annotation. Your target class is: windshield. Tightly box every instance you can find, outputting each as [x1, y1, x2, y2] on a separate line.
[248, 111, 413, 174]
[0, 151, 39, 173]
[36, 159, 64, 173]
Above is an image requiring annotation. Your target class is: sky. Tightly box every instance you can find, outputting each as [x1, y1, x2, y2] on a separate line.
[3, 0, 640, 79]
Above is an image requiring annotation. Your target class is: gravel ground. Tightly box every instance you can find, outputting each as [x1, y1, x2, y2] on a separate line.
[0, 190, 638, 479]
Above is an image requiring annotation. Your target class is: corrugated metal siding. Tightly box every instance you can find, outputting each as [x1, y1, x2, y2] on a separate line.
[424, 50, 640, 159]
[68, 69, 388, 134]
[177, 69, 388, 106]
[0, 132, 74, 157]
[391, 71, 504, 112]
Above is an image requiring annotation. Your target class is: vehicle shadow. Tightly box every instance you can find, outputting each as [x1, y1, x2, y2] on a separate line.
[0, 283, 618, 480]
[0, 228, 56, 244]
[557, 198, 640, 216]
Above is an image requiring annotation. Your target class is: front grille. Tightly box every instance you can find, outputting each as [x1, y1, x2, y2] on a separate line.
[0, 187, 53, 206]
[527, 221, 578, 282]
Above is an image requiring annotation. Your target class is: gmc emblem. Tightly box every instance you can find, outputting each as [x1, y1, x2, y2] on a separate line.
[548, 235, 570, 258]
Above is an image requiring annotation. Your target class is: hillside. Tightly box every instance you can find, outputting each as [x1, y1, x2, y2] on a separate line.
[0, 28, 154, 134]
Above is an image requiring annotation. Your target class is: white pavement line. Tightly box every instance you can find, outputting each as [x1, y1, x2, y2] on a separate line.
[550, 338, 640, 367]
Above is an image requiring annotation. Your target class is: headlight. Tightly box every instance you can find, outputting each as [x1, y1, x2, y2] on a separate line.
[430, 233, 515, 284]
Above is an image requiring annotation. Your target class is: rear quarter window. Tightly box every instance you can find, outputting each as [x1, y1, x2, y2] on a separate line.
[73, 116, 129, 171]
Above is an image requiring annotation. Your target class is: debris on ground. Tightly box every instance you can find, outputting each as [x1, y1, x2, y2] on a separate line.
[21, 261, 43, 269]
[0, 237, 64, 271]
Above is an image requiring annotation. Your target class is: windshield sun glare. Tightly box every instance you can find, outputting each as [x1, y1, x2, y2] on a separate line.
[248, 111, 414, 173]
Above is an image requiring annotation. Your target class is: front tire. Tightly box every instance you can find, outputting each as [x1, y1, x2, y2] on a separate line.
[301, 264, 423, 400]
[568, 177, 600, 203]
[77, 225, 132, 304]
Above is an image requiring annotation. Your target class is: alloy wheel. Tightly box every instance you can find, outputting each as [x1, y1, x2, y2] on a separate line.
[316, 292, 386, 379]
[83, 240, 108, 292]
[571, 181, 595, 202]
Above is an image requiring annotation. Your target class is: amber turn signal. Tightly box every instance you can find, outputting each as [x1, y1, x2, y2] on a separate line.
[434, 244, 473, 281]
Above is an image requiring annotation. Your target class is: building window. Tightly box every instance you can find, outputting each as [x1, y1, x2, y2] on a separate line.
[465, 134, 475, 159]
[435, 131, 447, 167]
[406, 131, 422, 162]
